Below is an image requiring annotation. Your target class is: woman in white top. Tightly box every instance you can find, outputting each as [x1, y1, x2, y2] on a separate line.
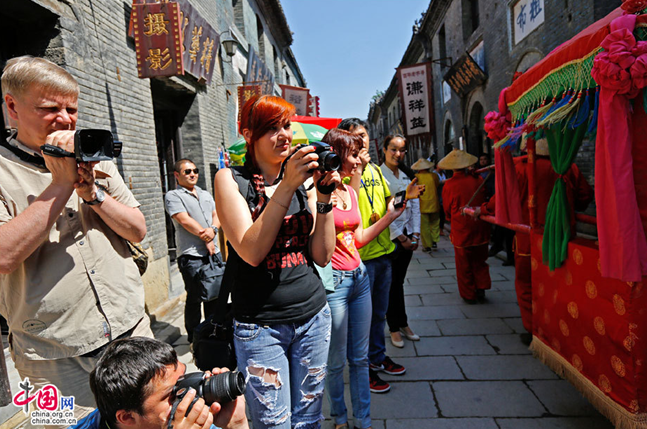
[379, 134, 423, 348]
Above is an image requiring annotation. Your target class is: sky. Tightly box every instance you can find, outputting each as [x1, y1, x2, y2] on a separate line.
[281, 0, 431, 120]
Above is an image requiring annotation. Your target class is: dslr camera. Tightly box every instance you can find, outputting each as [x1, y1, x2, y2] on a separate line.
[40, 129, 122, 162]
[298, 141, 340, 172]
[172, 371, 246, 412]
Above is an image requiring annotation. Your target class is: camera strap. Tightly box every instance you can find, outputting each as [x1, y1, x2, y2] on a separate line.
[0, 138, 46, 168]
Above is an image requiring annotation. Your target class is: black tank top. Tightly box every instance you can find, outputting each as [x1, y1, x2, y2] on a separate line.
[227, 166, 326, 324]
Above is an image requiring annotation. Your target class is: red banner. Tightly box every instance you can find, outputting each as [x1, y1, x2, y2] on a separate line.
[237, 85, 262, 121]
[132, 2, 183, 78]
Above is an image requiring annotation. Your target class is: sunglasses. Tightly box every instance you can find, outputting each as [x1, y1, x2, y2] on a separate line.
[183, 168, 199, 175]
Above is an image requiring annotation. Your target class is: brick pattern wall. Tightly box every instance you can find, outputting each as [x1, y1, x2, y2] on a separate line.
[11, 0, 305, 309]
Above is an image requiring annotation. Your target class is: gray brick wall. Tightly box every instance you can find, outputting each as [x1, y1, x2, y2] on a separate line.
[4, 0, 306, 310]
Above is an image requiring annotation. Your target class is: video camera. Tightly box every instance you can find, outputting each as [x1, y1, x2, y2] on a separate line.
[40, 130, 122, 162]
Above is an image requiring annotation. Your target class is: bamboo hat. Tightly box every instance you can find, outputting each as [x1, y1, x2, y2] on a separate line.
[520, 133, 550, 156]
[437, 149, 478, 170]
[411, 158, 435, 170]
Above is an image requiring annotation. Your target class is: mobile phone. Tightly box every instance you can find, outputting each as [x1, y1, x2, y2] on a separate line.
[393, 190, 406, 208]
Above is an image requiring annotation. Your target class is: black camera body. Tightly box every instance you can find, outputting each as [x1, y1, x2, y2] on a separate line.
[40, 129, 122, 162]
[393, 190, 406, 208]
[299, 141, 340, 172]
[172, 371, 246, 411]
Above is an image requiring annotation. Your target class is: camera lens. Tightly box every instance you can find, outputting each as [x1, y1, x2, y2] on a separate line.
[322, 152, 341, 171]
[202, 371, 246, 404]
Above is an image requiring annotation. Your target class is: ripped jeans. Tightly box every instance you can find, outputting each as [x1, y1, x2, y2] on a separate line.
[233, 304, 331, 429]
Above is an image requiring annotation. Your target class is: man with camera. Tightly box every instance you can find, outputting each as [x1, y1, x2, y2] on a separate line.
[77, 337, 249, 429]
[0, 56, 151, 421]
[165, 159, 221, 343]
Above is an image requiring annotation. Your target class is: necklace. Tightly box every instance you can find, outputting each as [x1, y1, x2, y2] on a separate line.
[335, 189, 348, 210]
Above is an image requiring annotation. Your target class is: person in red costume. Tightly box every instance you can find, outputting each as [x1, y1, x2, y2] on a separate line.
[439, 149, 491, 304]
[475, 137, 593, 343]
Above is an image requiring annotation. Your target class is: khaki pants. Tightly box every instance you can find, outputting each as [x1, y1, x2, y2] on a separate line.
[421, 212, 441, 249]
[12, 315, 153, 429]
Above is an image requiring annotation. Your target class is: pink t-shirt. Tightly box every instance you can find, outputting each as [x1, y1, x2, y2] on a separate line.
[331, 186, 362, 271]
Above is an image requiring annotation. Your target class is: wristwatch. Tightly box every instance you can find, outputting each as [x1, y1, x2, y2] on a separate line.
[316, 201, 333, 214]
[83, 183, 106, 206]
[211, 225, 218, 234]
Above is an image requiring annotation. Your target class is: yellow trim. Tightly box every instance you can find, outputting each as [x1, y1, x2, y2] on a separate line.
[507, 48, 603, 109]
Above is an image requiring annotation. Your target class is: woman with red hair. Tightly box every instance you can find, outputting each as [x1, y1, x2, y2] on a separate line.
[214, 95, 339, 428]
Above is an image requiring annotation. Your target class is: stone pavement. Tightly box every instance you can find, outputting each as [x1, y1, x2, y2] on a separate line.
[314, 235, 614, 429]
[168, 235, 615, 429]
[0, 237, 616, 428]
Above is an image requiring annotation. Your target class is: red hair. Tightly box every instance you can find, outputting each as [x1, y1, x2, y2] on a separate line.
[240, 95, 296, 169]
[238, 95, 296, 220]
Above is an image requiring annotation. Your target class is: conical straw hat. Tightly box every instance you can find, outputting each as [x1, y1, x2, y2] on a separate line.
[411, 158, 435, 170]
[520, 133, 550, 156]
[437, 149, 478, 170]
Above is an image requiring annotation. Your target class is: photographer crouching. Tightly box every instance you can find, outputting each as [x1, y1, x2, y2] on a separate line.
[75, 337, 249, 429]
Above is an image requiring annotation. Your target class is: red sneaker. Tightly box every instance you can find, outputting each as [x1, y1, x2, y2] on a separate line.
[369, 369, 391, 393]
[369, 356, 406, 375]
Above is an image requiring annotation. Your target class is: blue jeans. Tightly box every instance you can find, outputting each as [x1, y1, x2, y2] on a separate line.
[364, 254, 393, 365]
[233, 305, 331, 429]
[326, 264, 372, 429]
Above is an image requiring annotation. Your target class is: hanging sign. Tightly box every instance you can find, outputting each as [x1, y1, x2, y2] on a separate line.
[130, 0, 219, 84]
[237, 85, 262, 121]
[396, 62, 434, 137]
[246, 46, 275, 95]
[513, 0, 545, 45]
[180, 2, 220, 84]
[280, 85, 310, 116]
[132, 2, 184, 78]
[443, 53, 487, 98]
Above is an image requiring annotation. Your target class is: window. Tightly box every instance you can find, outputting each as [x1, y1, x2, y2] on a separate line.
[439, 25, 447, 63]
[462, 0, 480, 39]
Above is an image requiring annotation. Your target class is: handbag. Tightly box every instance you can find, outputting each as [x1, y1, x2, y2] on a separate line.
[192, 243, 237, 371]
[197, 252, 226, 302]
[127, 241, 148, 275]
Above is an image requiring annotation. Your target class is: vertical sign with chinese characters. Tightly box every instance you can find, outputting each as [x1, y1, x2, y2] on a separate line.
[396, 62, 434, 137]
[280, 85, 310, 116]
[133, 2, 183, 78]
[237, 85, 262, 121]
[179, 3, 220, 84]
[247, 46, 275, 95]
[513, 0, 544, 45]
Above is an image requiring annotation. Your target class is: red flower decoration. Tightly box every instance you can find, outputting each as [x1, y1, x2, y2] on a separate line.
[592, 52, 635, 95]
[484, 111, 511, 142]
[601, 28, 637, 69]
[622, 0, 647, 14]
[631, 54, 647, 89]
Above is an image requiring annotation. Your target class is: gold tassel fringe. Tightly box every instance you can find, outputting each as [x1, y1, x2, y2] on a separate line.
[530, 338, 647, 429]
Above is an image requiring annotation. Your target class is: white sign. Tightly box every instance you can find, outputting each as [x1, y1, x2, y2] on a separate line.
[442, 80, 452, 104]
[399, 64, 431, 136]
[513, 0, 544, 45]
[281, 86, 309, 116]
